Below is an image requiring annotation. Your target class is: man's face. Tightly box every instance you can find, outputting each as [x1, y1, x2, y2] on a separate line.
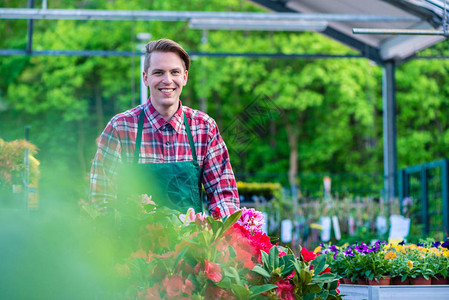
[143, 51, 188, 114]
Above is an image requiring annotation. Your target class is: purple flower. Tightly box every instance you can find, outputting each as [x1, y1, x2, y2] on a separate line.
[375, 240, 386, 246]
[417, 242, 425, 247]
[368, 245, 380, 253]
[344, 247, 355, 257]
[442, 240, 449, 249]
[329, 245, 338, 253]
[355, 243, 368, 254]
[432, 241, 441, 248]
[398, 240, 405, 246]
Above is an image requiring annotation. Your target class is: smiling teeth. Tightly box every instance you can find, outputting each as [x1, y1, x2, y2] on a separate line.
[161, 89, 173, 92]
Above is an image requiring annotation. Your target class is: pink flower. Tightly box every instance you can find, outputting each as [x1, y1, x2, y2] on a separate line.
[205, 283, 237, 299]
[179, 208, 207, 225]
[179, 208, 196, 225]
[275, 279, 295, 300]
[138, 284, 162, 300]
[162, 274, 194, 299]
[204, 260, 223, 282]
[237, 207, 265, 234]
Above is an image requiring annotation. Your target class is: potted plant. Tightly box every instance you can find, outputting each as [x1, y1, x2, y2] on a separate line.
[403, 245, 434, 285]
[321, 241, 392, 285]
[85, 199, 343, 299]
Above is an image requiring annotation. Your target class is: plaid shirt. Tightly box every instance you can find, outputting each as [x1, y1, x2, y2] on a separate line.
[89, 99, 239, 218]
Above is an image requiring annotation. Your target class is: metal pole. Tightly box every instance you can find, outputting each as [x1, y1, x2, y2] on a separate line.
[24, 126, 30, 211]
[353, 28, 447, 36]
[26, 0, 35, 54]
[442, 159, 449, 237]
[140, 55, 147, 105]
[382, 61, 397, 204]
[421, 167, 429, 235]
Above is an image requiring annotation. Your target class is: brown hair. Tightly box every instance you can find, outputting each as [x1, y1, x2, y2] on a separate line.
[144, 39, 190, 72]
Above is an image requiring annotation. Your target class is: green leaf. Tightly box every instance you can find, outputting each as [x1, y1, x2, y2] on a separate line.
[249, 284, 277, 297]
[312, 273, 337, 283]
[303, 293, 316, 300]
[329, 279, 339, 290]
[268, 246, 280, 270]
[215, 277, 233, 289]
[173, 246, 188, 270]
[231, 283, 250, 300]
[308, 284, 322, 294]
[252, 265, 271, 278]
[312, 255, 326, 275]
[222, 210, 242, 233]
[261, 251, 270, 268]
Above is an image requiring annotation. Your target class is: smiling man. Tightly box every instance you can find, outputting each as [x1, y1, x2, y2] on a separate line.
[89, 39, 239, 218]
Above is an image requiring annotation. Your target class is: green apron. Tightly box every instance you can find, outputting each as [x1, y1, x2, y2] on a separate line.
[120, 109, 203, 213]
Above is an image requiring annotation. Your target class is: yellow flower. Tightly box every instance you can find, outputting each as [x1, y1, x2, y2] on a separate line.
[314, 246, 322, 254]
[392, 244, 404, 253]
[418, 247, 429, 253]
[407, 260, 414, 269]
[385, 251, 397, 259]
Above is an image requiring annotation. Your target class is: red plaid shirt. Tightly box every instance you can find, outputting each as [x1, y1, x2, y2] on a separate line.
[89, 99, 239, 218]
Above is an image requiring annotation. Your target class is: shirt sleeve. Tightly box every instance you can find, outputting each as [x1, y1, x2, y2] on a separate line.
[202, 120, 240, 219]
[89, 120, 122, 206]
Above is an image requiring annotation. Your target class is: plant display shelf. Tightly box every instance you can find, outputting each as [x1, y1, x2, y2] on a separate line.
[339, 284, 449, 300]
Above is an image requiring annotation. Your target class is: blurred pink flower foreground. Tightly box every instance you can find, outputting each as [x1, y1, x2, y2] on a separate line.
[179, 207, 265, 235]
[236, 207, 265, 234]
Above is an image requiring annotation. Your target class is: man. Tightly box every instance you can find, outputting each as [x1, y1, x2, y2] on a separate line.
[89, 38, 239, 218]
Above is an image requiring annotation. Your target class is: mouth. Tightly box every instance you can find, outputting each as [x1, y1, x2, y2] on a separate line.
[159, 88, 175, 94]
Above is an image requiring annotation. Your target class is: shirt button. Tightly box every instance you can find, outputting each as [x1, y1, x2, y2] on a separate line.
[165, 142, 169, 146]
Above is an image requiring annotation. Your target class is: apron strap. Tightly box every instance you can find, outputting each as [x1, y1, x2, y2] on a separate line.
[133, 109, 145, 165]
[134, 109, 198, 163]
[183, 112, 198, 160]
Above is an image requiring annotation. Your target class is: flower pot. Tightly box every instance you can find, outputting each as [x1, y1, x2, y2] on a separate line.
[346, 278, 357, 284]
[341, 278, 351, 284]
[356, 278, 367, 285]
[342, 278, 356, 284]
[368, 276, 391, 285]
[431, 276, 449, 285]
[391, 276, 409, 285]
[410, 277, 431, 285]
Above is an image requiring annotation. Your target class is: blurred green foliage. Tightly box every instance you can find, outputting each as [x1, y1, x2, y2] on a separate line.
[1, 0, 449, 201]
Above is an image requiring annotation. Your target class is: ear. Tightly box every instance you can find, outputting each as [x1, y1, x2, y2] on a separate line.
[142, 71, 149, 87]
[182, 69, 188, 86]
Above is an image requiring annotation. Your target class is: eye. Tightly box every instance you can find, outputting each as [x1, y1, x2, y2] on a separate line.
[153, 71, 163, 75]
[172, 70, 181, 75]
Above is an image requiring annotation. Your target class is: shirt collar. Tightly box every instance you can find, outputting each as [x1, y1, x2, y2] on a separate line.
[144, 99, 183, 133]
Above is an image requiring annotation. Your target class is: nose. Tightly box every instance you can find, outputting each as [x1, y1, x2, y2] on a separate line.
[162, 73, 173, 84]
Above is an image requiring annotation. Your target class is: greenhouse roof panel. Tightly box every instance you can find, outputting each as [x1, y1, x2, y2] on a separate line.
[250, 0, 448, 63]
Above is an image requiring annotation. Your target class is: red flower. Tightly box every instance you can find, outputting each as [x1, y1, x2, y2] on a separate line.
[275, 279, 295, 300]
[204, 260, 223, 282]
[301, 247, 317, 262]
[212, 206, 222, 219]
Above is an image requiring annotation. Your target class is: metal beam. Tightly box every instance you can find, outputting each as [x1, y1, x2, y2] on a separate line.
[0, 49, 364, 59]
[382, 61, 398, 202]
[0, 8, 420, 22]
